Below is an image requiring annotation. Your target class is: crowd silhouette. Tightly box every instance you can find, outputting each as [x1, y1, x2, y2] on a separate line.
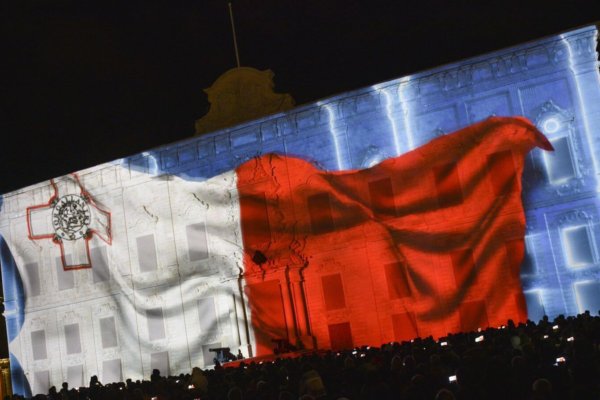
[15, 311, 600, 400]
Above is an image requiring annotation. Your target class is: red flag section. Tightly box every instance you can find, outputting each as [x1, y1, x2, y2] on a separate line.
[237, 117, 553, 355]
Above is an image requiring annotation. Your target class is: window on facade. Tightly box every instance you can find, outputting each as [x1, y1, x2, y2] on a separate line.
[136, 234, 158, 272]
[308, 193, 334, 234]
[524, 291, 545, 322]
[100, 316, 118, 348]
[562, 225, 596, 267]
[33, 371, 49, 396]
[240, 192, 271, 245]
[186, 223, 209, 262]
[368, 177, 395, 218]
[91, 246, 110, 283]
[64, 323, 82, 355]
[543, 136, 576, 184]
[66, 365, 83, 388]
[146, 308, 166, 341]
[433, 162, 463, 207]
[575, 281, 600, 314]
[151, 352, 170, 377]
[56, 255, 75, 290]
[197, 297, 218, 334]
[102, 359, 122, 384]
[328, 322, 353, 350]
[31, 330, 48, 360]
[384, 262, 411, 299]
[322, 274, 346, 310]
[25, 262, 41, 297]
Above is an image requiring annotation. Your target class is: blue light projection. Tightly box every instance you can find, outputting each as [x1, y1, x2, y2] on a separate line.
[322, 102, 346, 171]
[123, 25, 600, 322]
[376, 84, 403, 155]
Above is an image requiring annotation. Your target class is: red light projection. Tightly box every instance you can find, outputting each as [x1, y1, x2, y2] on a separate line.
[238, 117, 553, 355]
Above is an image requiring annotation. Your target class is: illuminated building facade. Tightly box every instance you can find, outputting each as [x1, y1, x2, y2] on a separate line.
[1, 25, 599, 395]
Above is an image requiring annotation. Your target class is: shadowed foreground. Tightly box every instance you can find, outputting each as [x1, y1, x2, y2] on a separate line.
[14, 311, 600, 400]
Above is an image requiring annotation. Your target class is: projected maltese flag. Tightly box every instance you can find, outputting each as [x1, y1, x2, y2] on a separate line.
[0, 117, 551, 395]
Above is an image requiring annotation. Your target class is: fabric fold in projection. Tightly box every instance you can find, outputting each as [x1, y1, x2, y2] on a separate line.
[237, 117, 552, 353]
[0, 116, 554, 392]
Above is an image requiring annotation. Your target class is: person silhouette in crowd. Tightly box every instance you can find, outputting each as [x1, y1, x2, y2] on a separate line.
[150, 368, 161, 383]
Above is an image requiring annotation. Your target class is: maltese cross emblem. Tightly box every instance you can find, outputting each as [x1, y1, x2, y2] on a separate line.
[26, 174, 112, 270]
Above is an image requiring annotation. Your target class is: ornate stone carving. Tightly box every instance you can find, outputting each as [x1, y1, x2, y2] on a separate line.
[95, 302, 118, 316]
[143, 293, 164, 307]
[564, 32, 597, 64]
[555, 209, 596, 228]
[195, 68, 294, 135]
[534, 100, 590, 196]
[360, 145, 389, 168]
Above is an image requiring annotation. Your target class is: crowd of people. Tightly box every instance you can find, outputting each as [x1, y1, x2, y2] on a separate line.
[17, 311, 600, 400]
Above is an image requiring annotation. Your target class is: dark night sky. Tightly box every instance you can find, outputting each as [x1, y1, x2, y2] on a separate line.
[1, 0, 600, 195]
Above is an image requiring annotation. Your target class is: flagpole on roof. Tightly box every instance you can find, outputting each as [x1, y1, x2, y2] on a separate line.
[228, 1, 241, 68]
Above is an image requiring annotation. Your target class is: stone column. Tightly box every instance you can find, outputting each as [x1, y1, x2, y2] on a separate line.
[236, 271, 253, 357]
[289, 262, 316, 349]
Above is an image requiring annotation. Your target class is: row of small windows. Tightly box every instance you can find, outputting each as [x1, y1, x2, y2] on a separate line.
[55, 252, 110, 292]
[321, 243, 523, 312]
[525, 281, 600, 323]
[31, 348, 219, 393]
[326, 300, 491, 350]
[30, 298, 218, 360]
[24, 221, 213, 296]
[30, 317, 118, 361]
[538, 113, 578, 185]
[32, 359, 122, 395]
[31, 344, 224, 395]
[328, 285, 600, 350]
[321, 231, 596, 313]
[320, 236, 596, 314]
[521, 224, 598, 274]
[24, 247, 111, 296]
[244, 153, 518, 242]
[134, 223, 211, 272]
[27, 226, 596, 303]
[561, 225, 597, 267]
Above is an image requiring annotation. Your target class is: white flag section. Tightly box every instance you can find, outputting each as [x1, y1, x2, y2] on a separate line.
[0, 164, 254, 395]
